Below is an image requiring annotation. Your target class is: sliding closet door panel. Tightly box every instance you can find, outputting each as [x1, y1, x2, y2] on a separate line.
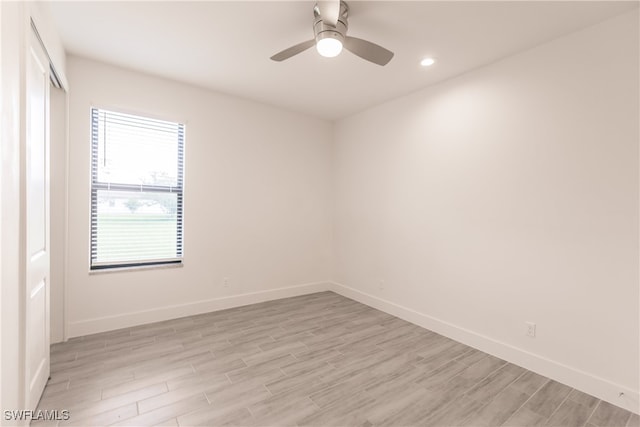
[24, 26, 51, 411]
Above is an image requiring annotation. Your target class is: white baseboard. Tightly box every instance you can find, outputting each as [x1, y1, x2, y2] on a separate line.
[329, 281, 639, 415]
[66, 281, 331, 338]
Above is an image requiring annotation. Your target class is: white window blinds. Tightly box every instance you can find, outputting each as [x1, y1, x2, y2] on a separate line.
[90, 108, 184, 269]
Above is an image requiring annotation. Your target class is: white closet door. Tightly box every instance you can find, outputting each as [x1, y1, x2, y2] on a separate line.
[24, 26, 51, 411]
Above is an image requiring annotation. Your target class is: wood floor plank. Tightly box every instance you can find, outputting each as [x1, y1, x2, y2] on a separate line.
[464, 386, 529, 426]
[176, 406, 252, 427]
[225, 354, 294, 384]
[62, 402, 137, 426]
[465, 363, 526, 403]
[112, 393, 209, 426]
[248, 394, 318, 426]
[510, 370, 549, 396]
[452, 354, 507, 389]
[503, 406, 548, 427]
[137, 376, 227, 414]
[241, 341, 307, 366]
[589, 401, 633, 427]
[414, 360, 468, 390]
[101, 366, 194, 399]
[38, 382, 102, 410]
[455, 348, 489, 367]
[424, 394, 487, 426]
[191, 355, 247, 375]
[64, 383, 167, 421]
[365, 387, 433, 426]
[66, 367, 135, 390]
[363, 363, 425, 398]
[309, 372, 372, 408]
[416, 341, 473, 372]
[545, 398, 595, 427]
[264, 368, 329, 397]
[204, 380, 272, 412]
[298, 391, 375, 426]
[522, 379, 572, 418]
[165, 371, 228, 391]
[154, 417, 178, 427]
[567, 389, 600, 411]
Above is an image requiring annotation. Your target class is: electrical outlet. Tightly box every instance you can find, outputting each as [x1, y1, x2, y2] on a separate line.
[525, 322, 536, 338]
[223, 277, 229, 287]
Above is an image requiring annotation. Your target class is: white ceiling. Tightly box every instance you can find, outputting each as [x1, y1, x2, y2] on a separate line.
[49, 1, 637, 120]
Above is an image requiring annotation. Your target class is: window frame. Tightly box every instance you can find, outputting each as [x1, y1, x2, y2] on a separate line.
[89, 107, 185, 271]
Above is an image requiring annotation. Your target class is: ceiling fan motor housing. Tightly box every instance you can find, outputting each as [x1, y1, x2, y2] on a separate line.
[313, 1, 349, 45]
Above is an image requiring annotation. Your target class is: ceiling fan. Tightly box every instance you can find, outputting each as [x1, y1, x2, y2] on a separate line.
[270, 0, 394, 66]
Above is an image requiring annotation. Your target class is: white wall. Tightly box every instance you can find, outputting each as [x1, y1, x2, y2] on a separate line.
[65, 56, 334, 337]
[332, 10, 639, 412]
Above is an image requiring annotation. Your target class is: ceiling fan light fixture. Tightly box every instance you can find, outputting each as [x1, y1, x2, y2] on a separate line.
[316, 37, 343, 58]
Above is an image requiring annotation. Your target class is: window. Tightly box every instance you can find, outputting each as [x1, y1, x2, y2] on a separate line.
[90, 108, 184, 270]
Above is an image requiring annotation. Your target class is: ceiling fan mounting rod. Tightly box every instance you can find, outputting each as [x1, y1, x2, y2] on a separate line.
[313, 1, 349, 44]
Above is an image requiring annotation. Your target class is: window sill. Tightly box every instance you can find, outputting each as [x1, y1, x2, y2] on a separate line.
[88, 262, 183, 275]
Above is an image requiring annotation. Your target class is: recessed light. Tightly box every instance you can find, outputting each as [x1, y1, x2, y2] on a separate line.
[420, 57, 436, 67]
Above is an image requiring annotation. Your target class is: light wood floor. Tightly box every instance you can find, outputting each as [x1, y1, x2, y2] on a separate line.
[37, 292, 637, 427]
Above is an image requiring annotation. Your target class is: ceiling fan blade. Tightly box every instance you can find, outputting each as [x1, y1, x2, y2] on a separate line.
[317, 0, 340, 26]
[344, 36, 394, 66]
[270, 40, 316, 62]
